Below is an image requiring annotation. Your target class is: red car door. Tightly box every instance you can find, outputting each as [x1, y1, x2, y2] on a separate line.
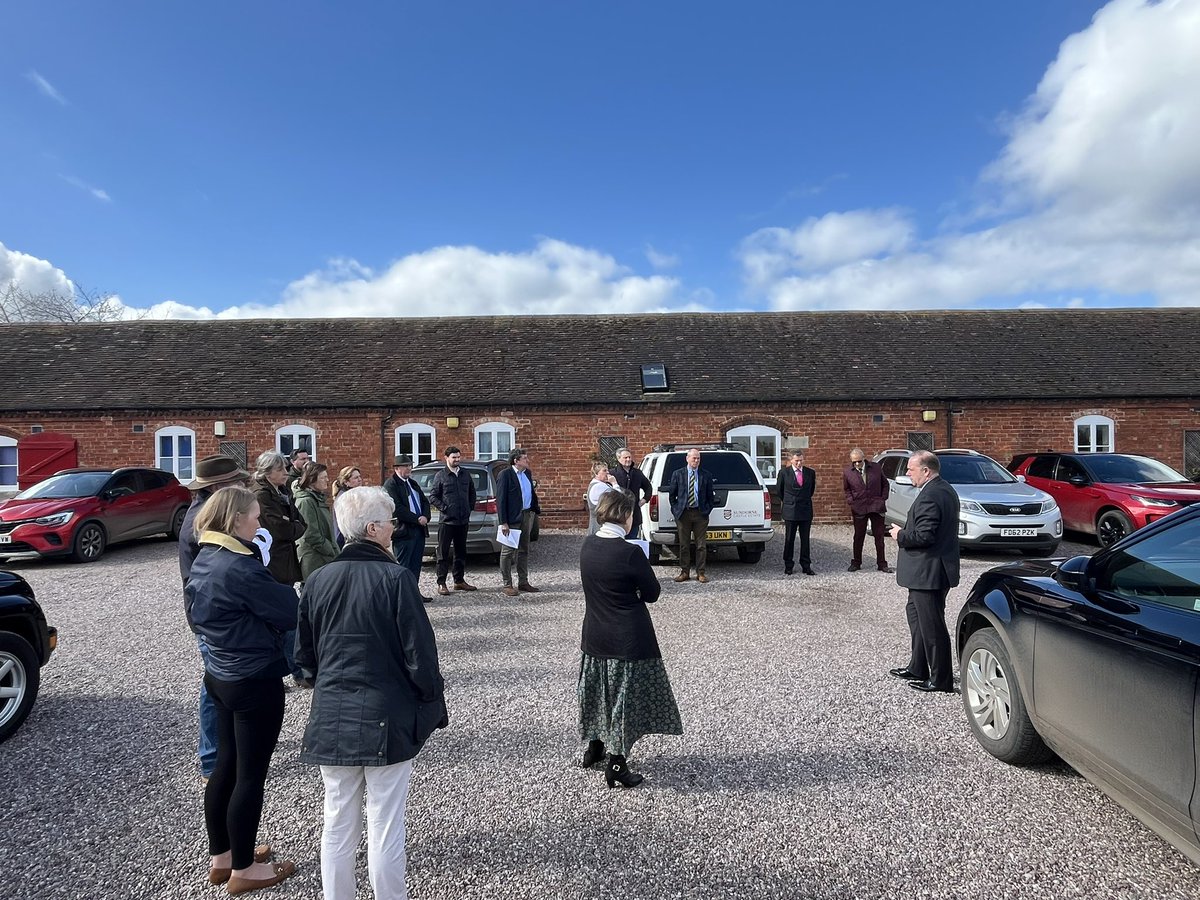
[1052, 456, 1103, 533]
[99, 472, 156, 541]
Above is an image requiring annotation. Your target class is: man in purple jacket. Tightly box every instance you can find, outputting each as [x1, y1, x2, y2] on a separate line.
[843, 448, 892, 573]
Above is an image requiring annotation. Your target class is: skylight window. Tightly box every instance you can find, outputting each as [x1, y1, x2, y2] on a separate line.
[641, 363, 669, 392]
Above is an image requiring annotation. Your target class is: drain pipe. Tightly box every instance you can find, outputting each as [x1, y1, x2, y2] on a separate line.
[946, 401, 955, 447]
[380, 409, 395, 485]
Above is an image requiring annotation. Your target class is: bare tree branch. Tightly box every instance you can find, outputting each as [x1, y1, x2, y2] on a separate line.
[0, 283, 143, 324]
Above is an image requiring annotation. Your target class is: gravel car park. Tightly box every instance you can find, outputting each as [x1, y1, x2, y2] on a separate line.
[3, 529, 1200, 900]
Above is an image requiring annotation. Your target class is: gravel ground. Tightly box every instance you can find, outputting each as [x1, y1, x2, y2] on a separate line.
[3, 526, 1200, 900]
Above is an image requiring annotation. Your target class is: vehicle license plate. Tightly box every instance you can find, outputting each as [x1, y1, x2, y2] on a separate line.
[706, 530, 733, 541]
[1000, 528, 1037, 537]
[0, 534, 11, 544]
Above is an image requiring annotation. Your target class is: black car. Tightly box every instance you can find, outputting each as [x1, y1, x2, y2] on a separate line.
[956, 503, 1200, 865]
[0, 571, 57, 742]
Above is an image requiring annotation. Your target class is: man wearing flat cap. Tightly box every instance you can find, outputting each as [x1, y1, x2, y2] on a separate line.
[384, 454, 432, 601]
[179, 455, 256, 782]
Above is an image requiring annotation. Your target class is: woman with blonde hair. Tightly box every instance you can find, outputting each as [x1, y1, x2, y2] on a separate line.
[331, 466, 364, 547]
[584, 460, 619, 536]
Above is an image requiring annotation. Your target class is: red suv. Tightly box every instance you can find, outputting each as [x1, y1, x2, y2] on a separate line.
[0, 467, 191, 563]
[1008, 453, 1200, 547]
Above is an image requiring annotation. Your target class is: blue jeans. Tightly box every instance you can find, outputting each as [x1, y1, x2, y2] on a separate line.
[196, 634, 218, 777]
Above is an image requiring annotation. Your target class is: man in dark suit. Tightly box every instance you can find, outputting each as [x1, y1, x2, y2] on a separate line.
[776, 449, 817, 575]
[843, 448, 891, 572]
[667, 448, 716, 584]
[497, 447, 541, 597]
[612, 447, 652, 539]
[384, 454, 432, 602]
[889, 450, 960, 693]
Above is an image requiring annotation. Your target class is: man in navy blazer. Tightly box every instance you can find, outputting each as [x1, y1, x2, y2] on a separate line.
[776, 449, 817, 575]
[383, 454, 432, 601]
[496, 448, 541, 597]
[889, 450, 960, 693]
[667, 448, 716, 584]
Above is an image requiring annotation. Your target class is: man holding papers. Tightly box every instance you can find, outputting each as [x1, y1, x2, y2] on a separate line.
[497, 448, 541, 597]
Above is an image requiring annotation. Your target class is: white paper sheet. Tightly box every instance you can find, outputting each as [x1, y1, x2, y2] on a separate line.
[497, 526, 521, 548]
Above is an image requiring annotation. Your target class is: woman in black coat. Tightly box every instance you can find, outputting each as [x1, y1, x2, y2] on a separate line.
[252, 450, 306, 587]
[577, 490, 682, 788]
[296, 485, 447, 900]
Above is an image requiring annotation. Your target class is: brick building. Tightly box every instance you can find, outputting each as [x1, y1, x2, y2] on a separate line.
[2, 308, 1199, 525]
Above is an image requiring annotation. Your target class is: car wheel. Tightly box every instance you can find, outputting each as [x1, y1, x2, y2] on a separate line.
[737, 546, 763, 564]
[1097, 510, 1133, 548]
[961, 628, 1052, 766]
[0, 633, 40, 743]
[70, 522, 107, 563]
[168, 505, 188, 539]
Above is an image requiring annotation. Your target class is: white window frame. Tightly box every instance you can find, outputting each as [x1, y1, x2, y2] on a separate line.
[726, 424, 782, 484]
[395, 423, 437, 466]
[1074, 415, 1115, 453]
[0, 436, 17, 488]
[155, 426, 197, 480]
[276, 424, 317, 461]
[474, 421, 515, 462]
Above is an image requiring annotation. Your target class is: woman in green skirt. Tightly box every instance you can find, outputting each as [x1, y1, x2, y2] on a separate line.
[578, 489, 682, 788]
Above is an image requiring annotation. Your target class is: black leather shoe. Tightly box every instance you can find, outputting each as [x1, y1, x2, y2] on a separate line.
[909, 680, 956, 693]
[605, 755, 644, 789]
[847, 563, 861, 572]
[581, 739, 605, 768]
[802, 567, 816, 576]
[877, 564, 893, 573]
[784, 568, 794, 575]
[889, 667, 924, 680]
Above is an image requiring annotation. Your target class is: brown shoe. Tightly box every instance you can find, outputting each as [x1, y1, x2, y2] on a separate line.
[502, 586, 519, 597]
[454, 581, 477, 592]
[208, 846, 273, 885]
[673, 572, 690, 583]
[518, 584, 540, 593]
[226, 860, 297, 895]
[437, 584, 451, 596]
[697, 573, 709, 584]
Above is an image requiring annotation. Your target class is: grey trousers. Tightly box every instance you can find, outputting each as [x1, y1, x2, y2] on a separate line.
[499, 509, 535, 587]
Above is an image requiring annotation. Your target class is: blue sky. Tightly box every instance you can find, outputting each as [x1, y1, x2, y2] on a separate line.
[2, 0, 1198, 318]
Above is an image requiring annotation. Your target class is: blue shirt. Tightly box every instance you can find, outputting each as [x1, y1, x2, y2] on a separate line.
[517, 469, 533, 510]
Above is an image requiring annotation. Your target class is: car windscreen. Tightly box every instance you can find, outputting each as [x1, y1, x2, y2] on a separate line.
[660, 453, 759, 487]
[411, 467, 492, 496]
[16, 472, 112, 499]
[937, 456, 1017, 485]
[1082, 455, 1188, 484]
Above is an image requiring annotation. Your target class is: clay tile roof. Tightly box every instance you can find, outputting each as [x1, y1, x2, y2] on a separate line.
[1, 308, 1197, 411]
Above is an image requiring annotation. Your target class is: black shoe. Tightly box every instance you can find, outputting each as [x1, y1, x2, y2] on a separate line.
[581, 740, 605, 768]
[784, 568, 794, 575]
[909, 680, 956, 693]
[605, 755, 644, 789]
[802, 567, 816, 576]
[847, 563, 861, 572]
[878, 564, 893, 573]
[421, 595, 434, 604]
[889, 667, 924, 681]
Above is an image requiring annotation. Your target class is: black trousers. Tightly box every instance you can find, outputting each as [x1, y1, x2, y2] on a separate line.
[392, 533, 424, 582]
[436, 522, 469, 584]
[204, 673, 285, 869]
[851, 513, 888, 567]
[783, 519, 812, 571]
[905, 588, 953, 689]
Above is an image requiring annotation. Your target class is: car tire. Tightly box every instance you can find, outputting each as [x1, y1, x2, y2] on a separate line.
[961, 628, 1052, 766]
[0, 632, 40, 744]
[168, 505, 188, 540]
[1097, 510, 1133, 548]
[737, 546, 763, 564]
[70, 522, 107, 563]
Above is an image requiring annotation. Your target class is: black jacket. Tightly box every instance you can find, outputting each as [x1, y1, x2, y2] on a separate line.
[579, 534, 663, 660]
[896, 476, 961, 590]
[187, 532, 300, 680]
[296, 540, 447, 766]
[384, 473, 431, 540]
[496, 466, 540, 527]
[254, 478, 307, 585]
[428, 466, 477, 524]
[777, 465, 817, 522]
[668, 465, 716, 519]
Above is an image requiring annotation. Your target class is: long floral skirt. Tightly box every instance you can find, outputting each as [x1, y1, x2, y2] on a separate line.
[577, 653, 683, 757]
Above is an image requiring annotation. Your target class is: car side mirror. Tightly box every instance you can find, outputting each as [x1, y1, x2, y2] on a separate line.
[894, 475, 913, 486]
[1068, 475, 1088, 487]
[1054, 555, 1093, 593]
[1015, 474, 1026, 483]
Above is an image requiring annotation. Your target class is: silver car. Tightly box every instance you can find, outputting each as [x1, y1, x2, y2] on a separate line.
[874, 448, 1063, 555]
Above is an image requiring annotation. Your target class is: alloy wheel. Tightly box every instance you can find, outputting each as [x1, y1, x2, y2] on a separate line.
[0, 652, 28, 730]
[965, 647, 1012, 740]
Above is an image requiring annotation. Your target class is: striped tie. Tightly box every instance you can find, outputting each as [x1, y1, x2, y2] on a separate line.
[689, 470, 697, 507]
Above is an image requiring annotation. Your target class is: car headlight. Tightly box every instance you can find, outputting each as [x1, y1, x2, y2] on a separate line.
[1132, 496, 1178, 508]
[1041, 497, 1058, 513]
[960, 500, 984, 513]
[34, 510, 75, 527]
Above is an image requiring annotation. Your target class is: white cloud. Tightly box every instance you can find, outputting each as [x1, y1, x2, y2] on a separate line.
[139, 239, 702, 319]
[60, 175, 111, 202]
[644, 244, 681, 270]
[740, 0, 1200, 310]
[25, 70, 66, 105]
[0, 241, 74, 296]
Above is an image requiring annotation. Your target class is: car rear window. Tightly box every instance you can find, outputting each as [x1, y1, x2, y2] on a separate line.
[660, 452, 759, 487]
[1026, 455, 1057, 479]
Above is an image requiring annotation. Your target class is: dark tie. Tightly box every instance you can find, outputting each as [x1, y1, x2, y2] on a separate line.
[689, 470, 697, 507]
[860, 467, 867, 486]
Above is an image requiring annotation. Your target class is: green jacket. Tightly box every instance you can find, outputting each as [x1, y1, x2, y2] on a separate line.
[294, 488, 338, 581]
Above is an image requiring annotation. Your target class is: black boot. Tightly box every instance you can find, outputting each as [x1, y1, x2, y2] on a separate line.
[605, 754, 644, 789]
[581, 739, 605, 768]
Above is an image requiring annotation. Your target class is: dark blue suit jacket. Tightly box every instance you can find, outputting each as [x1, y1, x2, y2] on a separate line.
[668, 465, 715, 519]
[497, 466, 540, 527]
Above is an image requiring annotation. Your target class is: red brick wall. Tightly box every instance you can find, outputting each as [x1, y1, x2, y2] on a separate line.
[2, 399, 1197, 525]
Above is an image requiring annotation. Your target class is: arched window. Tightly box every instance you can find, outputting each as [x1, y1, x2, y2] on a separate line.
[474, 421, 515, 462]
[276, 424, 316, 461]
[155, 426, 197, 480]
[0, 436, 17, 488]
[1074, 415, 1115, 453]
[726, 424, 782, 484]
[395, 423, 437, 466]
